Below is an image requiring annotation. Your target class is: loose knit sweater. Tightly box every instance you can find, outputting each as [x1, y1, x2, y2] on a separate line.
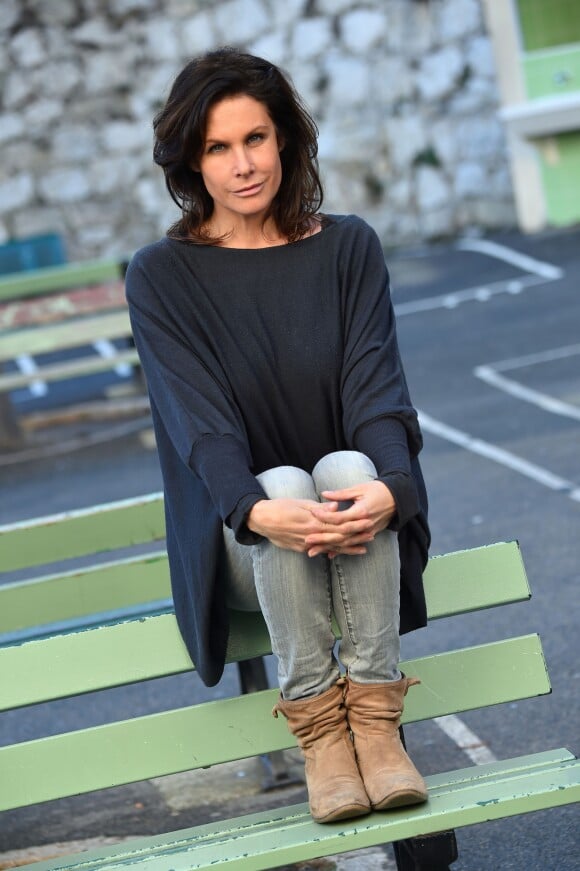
[126, 214, 429, 686]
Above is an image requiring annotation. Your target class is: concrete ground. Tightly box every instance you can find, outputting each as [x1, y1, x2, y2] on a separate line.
[1, 225, 579, 869]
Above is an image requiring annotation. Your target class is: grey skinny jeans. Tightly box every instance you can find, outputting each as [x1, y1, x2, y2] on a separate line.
[223, 451, 401, 700]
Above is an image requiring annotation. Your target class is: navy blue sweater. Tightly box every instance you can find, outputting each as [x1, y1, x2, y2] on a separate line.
[126, 215, 429, 686]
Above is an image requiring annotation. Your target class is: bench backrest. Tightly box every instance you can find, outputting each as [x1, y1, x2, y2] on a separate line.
[0, 495, 548, 813]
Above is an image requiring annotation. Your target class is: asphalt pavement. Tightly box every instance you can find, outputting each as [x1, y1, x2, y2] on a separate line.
[1, 225, 579, 870]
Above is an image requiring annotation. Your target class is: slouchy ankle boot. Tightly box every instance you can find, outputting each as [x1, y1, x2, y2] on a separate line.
[273, 681, 370, 823]
[344, 676, 428, 810]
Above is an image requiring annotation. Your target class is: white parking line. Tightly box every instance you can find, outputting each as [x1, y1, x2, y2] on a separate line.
[394, 274, 545, 317]
[418, 410, 580, 503]
[15, 354, 47, 397]
[434, 714, 497, 765]
[474, 344, 580, 422]
[456, 237, 564, 280]
[93, 339, 133, 378]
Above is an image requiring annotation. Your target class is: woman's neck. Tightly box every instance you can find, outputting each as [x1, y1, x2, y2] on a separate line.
[201, 215, 322, 249]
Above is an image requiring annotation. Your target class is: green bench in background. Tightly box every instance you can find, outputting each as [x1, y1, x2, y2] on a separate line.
[0, 495, 578, 870]
[0, 258, 137, 390]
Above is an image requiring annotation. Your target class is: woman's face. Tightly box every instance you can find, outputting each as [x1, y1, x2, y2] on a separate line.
[197, 94, 283, 228]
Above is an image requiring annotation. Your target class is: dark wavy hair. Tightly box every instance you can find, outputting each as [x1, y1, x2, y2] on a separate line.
[153, 47, 324, 243]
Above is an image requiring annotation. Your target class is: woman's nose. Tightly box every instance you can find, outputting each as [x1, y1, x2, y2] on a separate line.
[233, 146, 254, 176]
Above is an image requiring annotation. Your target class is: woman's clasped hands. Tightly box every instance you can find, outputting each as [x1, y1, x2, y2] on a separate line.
[247, 480, 396, 559]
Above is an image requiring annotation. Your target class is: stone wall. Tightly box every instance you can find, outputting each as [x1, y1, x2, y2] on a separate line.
[0, 0, 517, 259]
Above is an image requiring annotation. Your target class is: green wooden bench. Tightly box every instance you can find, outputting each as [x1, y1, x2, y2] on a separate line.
[0, 258, 137, 395]
[0, 496, 578, 871]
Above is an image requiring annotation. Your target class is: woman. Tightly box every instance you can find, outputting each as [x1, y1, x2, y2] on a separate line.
[126, 47, 430, 824]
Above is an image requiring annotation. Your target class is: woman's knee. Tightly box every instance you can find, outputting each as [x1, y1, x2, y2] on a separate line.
[257, 465, 317, 501]
[312, 451, 377, 493]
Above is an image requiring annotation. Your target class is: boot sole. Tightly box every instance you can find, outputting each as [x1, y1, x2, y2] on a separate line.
[314, 802, 371, 824]
[372, 790, 428, 811]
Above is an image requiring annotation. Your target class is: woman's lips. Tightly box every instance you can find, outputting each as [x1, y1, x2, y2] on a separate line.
[233, 182, 264, 196]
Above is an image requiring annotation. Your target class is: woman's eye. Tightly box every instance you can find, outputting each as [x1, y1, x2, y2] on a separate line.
[248, 133, 264, 144]
[208, 143, 225, 154]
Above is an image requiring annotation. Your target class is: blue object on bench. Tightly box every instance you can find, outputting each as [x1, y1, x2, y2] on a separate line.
[0, 234, 66, 275]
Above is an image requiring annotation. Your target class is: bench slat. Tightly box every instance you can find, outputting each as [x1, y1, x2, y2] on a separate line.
[3, 749, 580, 871]
[0, 347, 140, 391]
[0, 635, 550, 808]
[0, 589, 545, 707]
[0, 260, 122, 302]
[0, 540, 528, 634]
[0, 494, 165, 572]
[0, 310, 132, 360]
[0, 552, 171, 635]
[21, 752, 577, 871]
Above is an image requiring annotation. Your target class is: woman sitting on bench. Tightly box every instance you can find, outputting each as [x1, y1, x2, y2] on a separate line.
[126, 47, 430, 824]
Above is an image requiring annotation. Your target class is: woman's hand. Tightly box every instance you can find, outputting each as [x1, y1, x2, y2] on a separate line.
[306, 480, 397, 558]
[247, 498, 335, 553]
[246, 480, 396, 559]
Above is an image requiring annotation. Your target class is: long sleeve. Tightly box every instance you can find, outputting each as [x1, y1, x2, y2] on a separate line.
[126, 251, 266, 540]
[340, 220, 421, 527]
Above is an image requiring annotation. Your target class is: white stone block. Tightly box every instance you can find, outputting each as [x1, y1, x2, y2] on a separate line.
[466, 36, 496, 79]
[24, 99, 63, 133]
[213, 0, 271, 45]
[374, 56, 414, 104]
[416, 45, 464, 102]
[72, 19, 118, 47]
[271, 0, 308, 29]
[39, 61, 82, 99]
[340, 9, 387, 54]
[112, 0, 157, 13]
[437, 0, 482, 42]
[144, 18, 180, 61]
[89, 156, 144, 195]
[388, 177, 412, 208]
[317, 0, 358, 14]
[10, 29, 46, 68]
[36, 0, 77, 26]
[454, 162, 487, 197]
[385, 116, 426, 169]
[429, 119, 459, 166]
[324, 56, 371, 106]
[180, 12, 217, 56]
[420, 205, 455, 239]
[416, 166, 449, 211]
[250, 31, 287, 65]
[102, 121, 150, 153]
[0, 0, 20, 34]
[2, 71, 35, 109]
[140, 64, 178, 105]
[0, 114, 25, 144]
[291, 18, 333, 60]
[39, 168, 91, 204]
[456, 117, 505, 160]
[0, 173, 34, 214]
[52, 126, 99, 162]
[84, 52, 135, 94]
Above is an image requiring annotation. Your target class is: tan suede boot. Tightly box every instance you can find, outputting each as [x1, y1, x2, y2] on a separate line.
[344, 676, 428, 810]
[273, 681, 371, 823]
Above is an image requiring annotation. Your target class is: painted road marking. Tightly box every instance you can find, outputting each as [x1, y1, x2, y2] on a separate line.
[394, 274, 546, 316]
[475, 343, 580, 422]
[418, 410, 580, 503]
[15, 354, 47, 397]
[434, 714, 497, 765]
[455, 237, 564, 280]
[93, 338, 133, 378]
